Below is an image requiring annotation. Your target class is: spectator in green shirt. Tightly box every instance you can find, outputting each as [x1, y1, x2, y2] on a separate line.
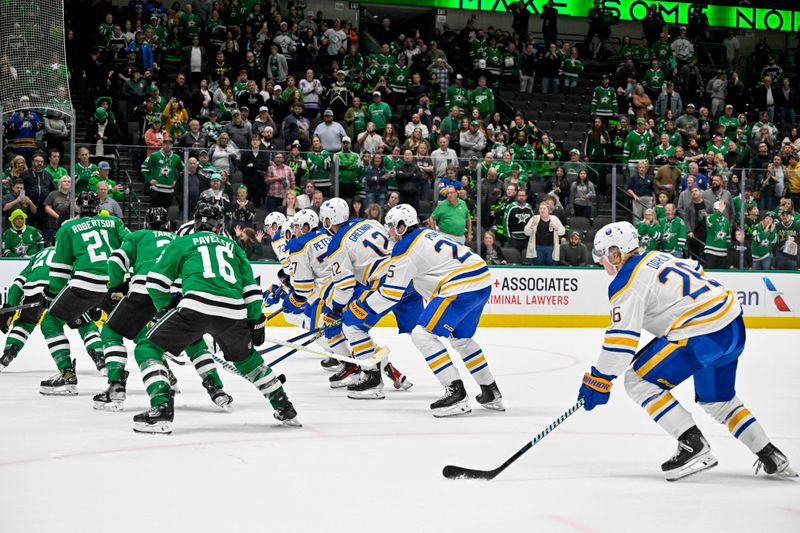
[431, 185, 472, 244]
[44, 149, 68, 187]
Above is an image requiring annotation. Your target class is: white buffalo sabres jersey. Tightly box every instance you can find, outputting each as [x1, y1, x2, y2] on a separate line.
[285, 229, 332, 304]
[325, 219, 392, 309]
[271, 234, 289, 269]
[366, 228, 491, 314]
[596, 251, 741, 377]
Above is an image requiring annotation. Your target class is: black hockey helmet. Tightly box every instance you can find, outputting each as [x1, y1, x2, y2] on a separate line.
[146, 206, 170, 231]
[194, 202, 224, 232]
[77, 191, 100, 216]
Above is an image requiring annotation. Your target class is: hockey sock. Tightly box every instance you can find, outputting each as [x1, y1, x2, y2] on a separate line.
[342, 324, 376, 362]
[77, 321, 103, 353]
[411, 326, 459, 385]
[624, 369, 695, 439]
[184, 340, 223, 388]
[101, 324, 128, 383]
[3, 320, 36, 352]
[40, 313, 72, 370]
[233, 351, 283, 407]
[700, 396, 770, 454]
[450, 337, 495, 386]
[134, 340, 172, 407]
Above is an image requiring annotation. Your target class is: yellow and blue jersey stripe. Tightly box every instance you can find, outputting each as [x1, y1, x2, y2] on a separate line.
[602, 328, 640, 357]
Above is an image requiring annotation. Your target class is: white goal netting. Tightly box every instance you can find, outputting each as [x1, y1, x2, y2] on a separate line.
[0, 0, 73, 114]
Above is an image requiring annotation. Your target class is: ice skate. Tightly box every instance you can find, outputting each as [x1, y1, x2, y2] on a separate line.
[329, 361, 359, 389]
[40, 360, 78, 395]
[475, 381, 505, 411]
[93, 371, 129, 411]
[133, 399, 174, 434]
[347, 368, 385, 399]
[88, 349, 106, 376]
[202, 378, 233, 412]
[0, 345, 20, 372]
[271, 390, 301, 427]
[383, 361, 413, 391]
[320, 357, 342, 373]
[662, 426, 718, 481]
[754, 443, 798, 478]
[431, 380, 471, 418]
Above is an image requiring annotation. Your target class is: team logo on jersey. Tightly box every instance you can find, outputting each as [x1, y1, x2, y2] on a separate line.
[762, 277, 790, 312]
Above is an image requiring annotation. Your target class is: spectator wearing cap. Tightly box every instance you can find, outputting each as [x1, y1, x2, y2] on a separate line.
[2, 208, 43, 258]
[670, 26, 694, 68]
[223, 110, 252, 151]
[367, 91, 392, 134]
[563, 148, 589, 183]
[96, 181, 124, 219]
[85, 107, 121, 157]
[89, 161, 127, 202]
[675, 103, 698, 140]
[459, 120, 487, 160]
[201, 172, 232, 215]
[445, 74, 469, 111]
[560, 231, 590, 266]
[334, 137, 361, 200]
[314, 109, 347, 153]
[590, 74, 617, 125]
[141, 135, 182, 209]
[19, 152, 52, 230]
[252, 107, 277, 138]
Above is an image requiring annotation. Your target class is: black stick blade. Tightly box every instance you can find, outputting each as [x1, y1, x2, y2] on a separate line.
[442, 465, 497, 480]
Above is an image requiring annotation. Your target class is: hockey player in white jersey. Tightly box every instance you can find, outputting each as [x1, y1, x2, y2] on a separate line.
[344, 204, 503, 417]
[319, 198, 418, 399]
[579, 222, 797, 481]
[283, 209, 353, 384]
[262, 213, 296, 319]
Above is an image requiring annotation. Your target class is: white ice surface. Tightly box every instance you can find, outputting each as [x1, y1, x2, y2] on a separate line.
[0, 327, 798, 533]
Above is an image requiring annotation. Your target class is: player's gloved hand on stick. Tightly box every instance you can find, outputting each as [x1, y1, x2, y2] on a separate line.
[283, 292, 306, 315]
[322, 306, 343, 328]
[109, 281, 129, 302]
[42, 289, 56, 309]
[248, 314, 267, 346]
[578, 367, 615, 411]
[343, 298, 379, 329]
[0, 305, 13, 334]
[264, 284, 286, 306]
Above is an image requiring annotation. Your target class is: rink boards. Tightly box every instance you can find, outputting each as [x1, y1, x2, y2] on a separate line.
[0, 259, 797, 328]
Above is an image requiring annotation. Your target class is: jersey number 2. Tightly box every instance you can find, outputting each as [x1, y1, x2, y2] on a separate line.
[658, 263, 718, 300]
[82, 230, 112, 263]
[434, 239, 470, 263]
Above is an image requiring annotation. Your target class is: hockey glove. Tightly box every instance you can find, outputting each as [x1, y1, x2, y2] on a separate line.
[249, 314, 267, 347]
[0, 305, 13, 334]
[283, 292, 307, 315]
[323, 306, 343, 328]
[578, 367, 615, 411]
[42, 288, 56, 310]
[264, 283, 287, 306]
[277, 268, 290, 287]
[343, 299, 379, 329]
[109, 281, 129, 302]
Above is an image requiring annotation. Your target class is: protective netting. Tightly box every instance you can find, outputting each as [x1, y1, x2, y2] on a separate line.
[0, 0, 73, 115]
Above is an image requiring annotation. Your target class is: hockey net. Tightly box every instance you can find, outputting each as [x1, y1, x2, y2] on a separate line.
[0, 0, 73, 115]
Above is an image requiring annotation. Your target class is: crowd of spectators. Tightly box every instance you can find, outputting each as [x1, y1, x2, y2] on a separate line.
[0, 1, 798, 269]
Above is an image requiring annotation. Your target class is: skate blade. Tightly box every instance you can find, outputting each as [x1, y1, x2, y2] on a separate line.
[40, 385, 78, 396]
[478, 398, 506, 412]
[133, 421, 173, 434]
[93, 400, 124, 412]
[665, 451, 718, 481]
[274, 413, 302, 427]
[214, 400, 233, 412]
[329, 376, 357, 389]
[347, 389, 386, 400]
[393, 378, 414, 391]
[432, 400, 472, 418]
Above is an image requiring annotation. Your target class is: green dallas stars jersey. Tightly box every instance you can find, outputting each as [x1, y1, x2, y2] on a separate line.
[591, 86, 617, 117]
[469, 87, 494, 116]
[642, 68, 665, 92]
[705, 211, 730, 257]
[50, 216, 130, 294]
[109, 230, 175, 294]
[306, 150, 332, 189]
[659, 216, 687, 253]
[146, 232, 262, 321]
[141, 150, 183, 194]
[623, 130, 652, 163]
[636, 221, 662, 251]
[8, 247, 55, 306]
[74, 163, 98, 193]
[445, 85, 469, 110]
[751, 224, 778, 261]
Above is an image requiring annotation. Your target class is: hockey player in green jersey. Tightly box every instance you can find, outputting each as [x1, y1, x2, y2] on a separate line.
[132, 203, 299, 433]
[94, 207, 231, 412]
[0, 247, 104, 374]
[39, 191, 129, 394]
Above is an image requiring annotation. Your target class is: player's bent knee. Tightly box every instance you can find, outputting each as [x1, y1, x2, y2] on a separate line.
[449, 337, 476, 351]
[411, 325, 440, 352]
[623, 368, 663, 404]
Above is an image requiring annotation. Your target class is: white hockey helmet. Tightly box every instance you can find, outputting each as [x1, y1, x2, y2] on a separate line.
[319, 197, 350, 232]
[264, 211, 287, 232]
[384, 204, 419, 238]
[281, 217, 294, 241]
[592, 222, 640, 263]
[292, 209, 319, 234]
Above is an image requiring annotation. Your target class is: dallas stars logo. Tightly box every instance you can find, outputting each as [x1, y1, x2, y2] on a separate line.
[716, 230, 727, 241]
[516, 213, 532, 225]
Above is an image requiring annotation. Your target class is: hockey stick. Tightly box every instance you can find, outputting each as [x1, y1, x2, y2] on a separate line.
[210, 351, 287, 385]
[262, 334, 388, 368]
[258, 319, 342, 355]
[265, 308, 282, 321]
[267, 331, 324, 367]
[164, 352, 188, 366]
[0, 302, 40, 314]
[442, 399, 585, 480]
